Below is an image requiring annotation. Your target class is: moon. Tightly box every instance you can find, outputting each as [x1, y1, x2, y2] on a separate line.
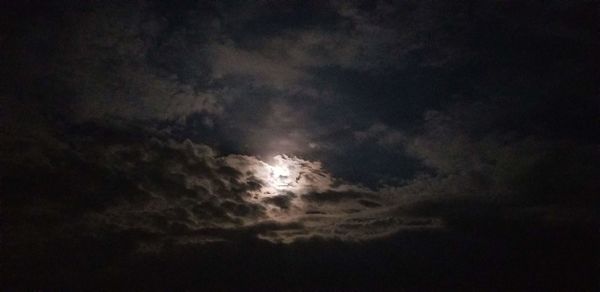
[267, 155, 297, 190]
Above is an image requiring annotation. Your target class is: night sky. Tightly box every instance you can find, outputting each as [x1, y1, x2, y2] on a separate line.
[1, 0, 599, 290]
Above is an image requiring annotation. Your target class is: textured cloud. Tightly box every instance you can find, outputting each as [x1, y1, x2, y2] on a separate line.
[209, 42, 307, 90]
[2, 1, 599, 289]
[207, 0, 468, 90]
[62, 99, 593, 247]
[0, 2, 225, 124]
[59, 3, 223, 121]
[0, 120, 439, 249]
[382, 100, 600, 229]
[3, 0, 597, 246]
[88, 135, 440, 245]
[354, 122, 406, 149]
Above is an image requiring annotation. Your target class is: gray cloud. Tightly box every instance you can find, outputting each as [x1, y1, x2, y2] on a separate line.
[46, 3, 224, 122]
[378, 99, 600, 229]
[354, 122, 406, 149]
[57, 95, 596, 249]
[2, 122, 432, 247]
[262, 192, 296, 209]
[2, 1, 599, 290]
[3, 1, 597, 250]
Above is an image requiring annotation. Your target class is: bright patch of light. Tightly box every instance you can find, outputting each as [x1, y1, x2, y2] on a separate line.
[263, 155, 303, 192]
[226, 154, 335, 202]
[270, 164, 291, 189]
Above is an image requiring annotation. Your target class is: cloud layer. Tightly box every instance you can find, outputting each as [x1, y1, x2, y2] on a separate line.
[28, 124, 441, 247]
[2, 1, 598, 289]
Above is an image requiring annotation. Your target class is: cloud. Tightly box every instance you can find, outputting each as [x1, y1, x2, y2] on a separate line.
[262, 193, 296, 209]
[4, 0, 596, 250]
[2, 1, 599, 290]
[333, 0, 470, 68]
[354, 122, 406, 149]
[38, 2, 225, 122]
[57, 98, 591, 248]
[302, 190, 366, 203]
[209, 43, 307, 90]
[380, 99, 600, 229]
[208, 0, 472, 91]
[207, 26, 368, 91]
[0, 122, 430, 247]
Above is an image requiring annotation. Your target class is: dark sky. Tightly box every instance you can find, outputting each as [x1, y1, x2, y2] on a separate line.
[1, 0, 599, 290]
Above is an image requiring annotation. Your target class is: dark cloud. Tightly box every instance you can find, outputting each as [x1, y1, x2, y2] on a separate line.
[358, 199, 382, 208]
[2, 119, 430, 252]
[262, 192, 296, 209]
[303, 190, 367, 203]
[383, 98, 600, 232]
[2, 0, 599, 290]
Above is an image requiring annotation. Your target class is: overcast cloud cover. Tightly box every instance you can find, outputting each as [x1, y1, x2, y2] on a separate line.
[2, 0, 599, 290]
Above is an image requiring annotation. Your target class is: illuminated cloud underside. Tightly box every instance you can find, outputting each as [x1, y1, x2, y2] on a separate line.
[90, 139, 441, 246]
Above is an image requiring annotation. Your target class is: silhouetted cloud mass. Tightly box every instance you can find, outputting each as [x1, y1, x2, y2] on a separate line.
[1, 0, 598, 290]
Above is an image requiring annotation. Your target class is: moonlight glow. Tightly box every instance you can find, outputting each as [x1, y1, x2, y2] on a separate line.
[264, 155, 300, 191]
[270, 164, 291, 188]
[251, 154, 335, 197]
